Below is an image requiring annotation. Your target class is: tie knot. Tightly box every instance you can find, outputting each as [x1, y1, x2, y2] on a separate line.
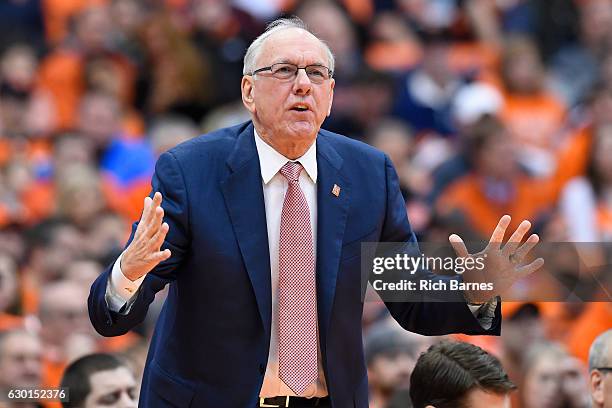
[280, 161, 303, 182]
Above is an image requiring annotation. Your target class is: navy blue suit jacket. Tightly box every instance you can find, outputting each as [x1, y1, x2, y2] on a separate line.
[88, 121, 501, 407]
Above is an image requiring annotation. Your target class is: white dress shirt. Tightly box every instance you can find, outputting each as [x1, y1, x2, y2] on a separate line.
[104, 129, 494, 398]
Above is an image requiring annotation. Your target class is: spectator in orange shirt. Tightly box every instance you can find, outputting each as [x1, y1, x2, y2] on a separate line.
[436, 115, 557, 238]
[499, 35, 567, 178]
[560, 123, 612, 242]
[37, 5, 136, 131]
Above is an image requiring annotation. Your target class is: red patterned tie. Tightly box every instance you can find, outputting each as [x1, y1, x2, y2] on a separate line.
[278, 161, 318, 395]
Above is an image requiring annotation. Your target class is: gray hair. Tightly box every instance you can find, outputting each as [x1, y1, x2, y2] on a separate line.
[589, 329, 612, 371]
[242, 17, 335, 76]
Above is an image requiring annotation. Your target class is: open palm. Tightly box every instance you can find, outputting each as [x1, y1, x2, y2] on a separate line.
[449, 215, 544, 303]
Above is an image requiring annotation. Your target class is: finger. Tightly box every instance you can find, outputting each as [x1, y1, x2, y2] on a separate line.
[142, 192, 162, 226]
[502, 220, 531, 257]
[150, 222, 169, 250]
[151, 248, 171, 263]
[489, 215, 511, 249]
[516, 257, 544, 279]
[152, 191, 163, 207]
[139, 196, 154, 226]
[146, 206, 165, 238]
[449, 234, 470, 258]
[513, 234, 539, 263]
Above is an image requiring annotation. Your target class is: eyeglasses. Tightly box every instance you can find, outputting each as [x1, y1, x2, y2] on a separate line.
[595, 367, 612, 373]
[250, 63, 333, 84]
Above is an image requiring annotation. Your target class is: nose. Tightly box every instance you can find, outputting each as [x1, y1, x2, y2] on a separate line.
[292, 68, 312, 95]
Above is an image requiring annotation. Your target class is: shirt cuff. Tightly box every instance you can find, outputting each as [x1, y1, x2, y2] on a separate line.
[467, 298, 498, 331]
[104, 252, 146, 312]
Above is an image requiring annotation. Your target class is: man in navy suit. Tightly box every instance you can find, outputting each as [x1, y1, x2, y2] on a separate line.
[88, 18, 542, 408]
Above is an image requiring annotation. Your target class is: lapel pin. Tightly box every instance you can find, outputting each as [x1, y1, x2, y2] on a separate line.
[332, 184, 341, 197]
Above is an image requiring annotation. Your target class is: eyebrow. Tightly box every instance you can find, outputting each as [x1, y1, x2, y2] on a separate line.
[271, 59, 327, 67]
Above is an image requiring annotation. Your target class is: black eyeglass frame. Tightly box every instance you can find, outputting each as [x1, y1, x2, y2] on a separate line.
[249, 63, 333, 82]
[594, 367, 612, 373]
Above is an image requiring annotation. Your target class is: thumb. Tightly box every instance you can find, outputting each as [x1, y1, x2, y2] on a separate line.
[449, 234, 470, 258]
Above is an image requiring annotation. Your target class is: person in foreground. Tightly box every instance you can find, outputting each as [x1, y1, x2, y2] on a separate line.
[60, 353, 137, 408]
[409, 341, 515, 408]
[88, 17, 543, 408]
[589, 329, 612, 408]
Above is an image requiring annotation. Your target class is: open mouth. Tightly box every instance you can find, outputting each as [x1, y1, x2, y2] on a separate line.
[290, 104, 310, 112]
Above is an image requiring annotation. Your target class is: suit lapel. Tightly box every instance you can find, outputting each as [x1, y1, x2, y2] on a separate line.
[221, 123, 272, 339]
[316, 134, 351, 345]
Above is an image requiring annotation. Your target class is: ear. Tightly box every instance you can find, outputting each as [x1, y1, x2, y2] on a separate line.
[326, 78, 335, 117]
[590, 370, 604, 404]
[241, 76, 256, 114]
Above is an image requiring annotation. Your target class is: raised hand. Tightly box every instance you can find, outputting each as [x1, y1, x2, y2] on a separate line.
[449, 215, 544, 303]
[121, 192, 172, 281]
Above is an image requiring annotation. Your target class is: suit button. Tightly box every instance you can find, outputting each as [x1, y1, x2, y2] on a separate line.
[259, 364, 265, 375]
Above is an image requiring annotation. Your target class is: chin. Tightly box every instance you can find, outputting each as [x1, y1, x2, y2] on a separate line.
[287, 122, 317, 139]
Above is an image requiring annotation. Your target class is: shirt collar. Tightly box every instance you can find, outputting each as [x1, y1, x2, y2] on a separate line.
[253, 128, 318, 185]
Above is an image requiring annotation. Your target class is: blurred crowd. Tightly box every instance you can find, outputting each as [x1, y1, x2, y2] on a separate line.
[0, 0, 611, 407]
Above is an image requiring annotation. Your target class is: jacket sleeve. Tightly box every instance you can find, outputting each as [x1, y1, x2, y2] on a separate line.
[88, 151, 191, 336]
[376, 154, 502, 336]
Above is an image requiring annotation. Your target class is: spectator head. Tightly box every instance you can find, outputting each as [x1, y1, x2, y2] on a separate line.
[0, 225, 26, 262]
[501, 36, 544, 95]
[409, 341, 515, 408]
[366, 325, 420, 399]
[25, 219, 84, 282]
[84, 212, 128, 263]
[110, 0, 145, 36]
[61, 353, 137, 408]
[84, 56, 131, 103]
[149, 115, 200, 157]
[77, 91, 122, 149]
[579, 0, 612, 52]
[0, 45, 34, 137]
[465, 115, 518, 181]
[589, 329, 612, 408]
[40, 280, 92, 350]
[53, 132, 96, 173]
[366, 119, 414, 172]
[56, 164, 104, 229]
[418, 31, 454, 87]
[521, 342, 567, 408]
[500, 303, 545, 361]
[296, 0, 356, 77]
[74, 5, 113, 53]
[0, 44, 38, 93]
[192, 0, 234, 34]
[63, 259, 102, 292]
[0, 330, 42, 391]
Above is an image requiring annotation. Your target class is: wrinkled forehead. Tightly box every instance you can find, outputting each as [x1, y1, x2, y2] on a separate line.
[257, 28, 329, 67]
